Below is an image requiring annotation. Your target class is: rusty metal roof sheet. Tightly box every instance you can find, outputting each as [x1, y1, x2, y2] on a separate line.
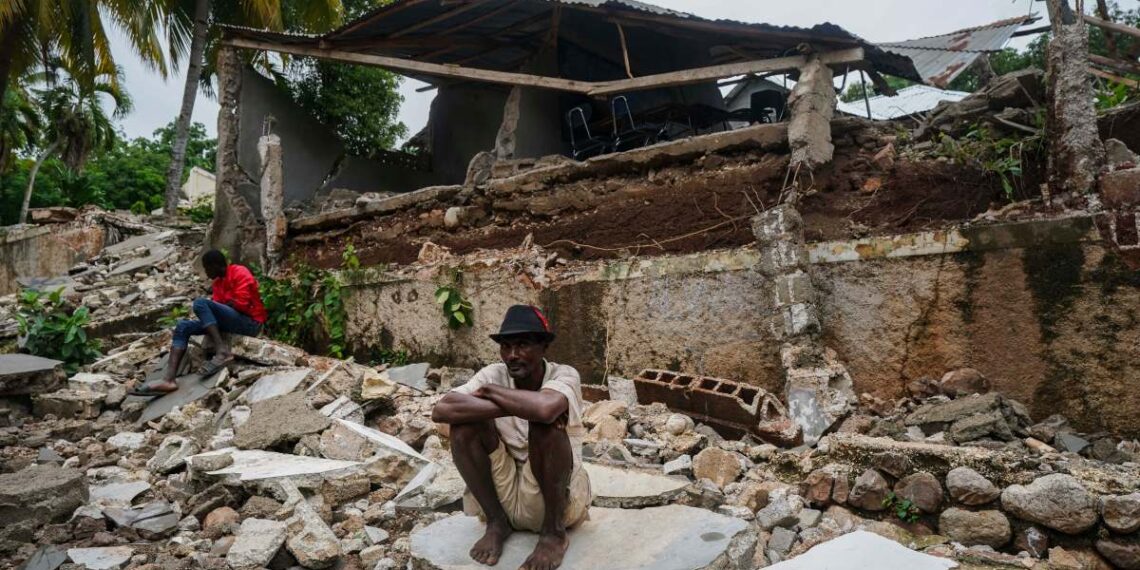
[880, 15, 1039, 88]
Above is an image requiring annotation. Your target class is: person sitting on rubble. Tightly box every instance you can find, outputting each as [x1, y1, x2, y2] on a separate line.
[131, 249, 267, 396]
[431, 305, 591, 570]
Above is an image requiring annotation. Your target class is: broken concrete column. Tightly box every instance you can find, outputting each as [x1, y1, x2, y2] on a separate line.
[495, 86, 522, 160]
[258, 133, 286, 271]
[1045, 0, 1105, 195]
[787, 56, 837, 171]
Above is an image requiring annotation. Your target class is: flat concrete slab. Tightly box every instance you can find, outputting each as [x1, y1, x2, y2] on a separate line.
[409, 505, 748, 570]
[766, 531, 957, 570]
[189, 449, 363, 484]
[583, 463, 688, 508]
[243, 368, 312, 403]
[135, 372, 218, 424]
[0, 354, 64, 396]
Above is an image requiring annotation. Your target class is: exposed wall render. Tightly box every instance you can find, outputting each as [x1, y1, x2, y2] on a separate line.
[0, 223, 107, 296]
[787, 56, 837, 170]
[1044, 0, 1105, 195]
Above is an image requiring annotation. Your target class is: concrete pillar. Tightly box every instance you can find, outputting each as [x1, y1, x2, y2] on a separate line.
[787, 56, 837, 171]
[752, 205, 855, 444]
[495, 86, 522, 160]
[259, 133, 285, 271]
[1045, 0, 1105, 195]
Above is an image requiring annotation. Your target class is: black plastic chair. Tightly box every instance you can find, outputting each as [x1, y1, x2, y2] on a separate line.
[750, 90, 787, 123]
[566, 104, 609, 160]
[610, 95, 658, 152]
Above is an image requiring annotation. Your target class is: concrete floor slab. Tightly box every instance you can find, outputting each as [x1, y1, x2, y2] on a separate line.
[190, 448, 363, 484]
[243, 368, 312, 403]
[583, 463, 689, 508]
[766, 530, 957, 570]
[409, 505, 747, 570]
[135, 372, 219, 424]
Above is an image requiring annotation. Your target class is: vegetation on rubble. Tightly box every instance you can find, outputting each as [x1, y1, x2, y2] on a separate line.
[370, 348, 411, 367]
[881, 492, 922, 524]
[183, 197, 215, 224]
[933, 122, 1044, 201]
[15, 288, 101, 373]
[435, 270, 474, 329]
[157, 305, 191, 329]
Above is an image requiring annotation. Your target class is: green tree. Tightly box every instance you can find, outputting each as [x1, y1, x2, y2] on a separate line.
[285, 59, 406, 155]
[0, 82, 42, 173]
[840, 75, 915, 102]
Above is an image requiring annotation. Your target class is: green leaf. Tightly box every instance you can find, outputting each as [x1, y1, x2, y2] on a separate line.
[435, 288, 450, 304]
[453, 311, 466, 324]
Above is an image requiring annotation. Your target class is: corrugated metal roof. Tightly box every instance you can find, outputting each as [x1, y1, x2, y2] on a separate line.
[836, 84, 969, 120]
[880, 15, 1038, 88]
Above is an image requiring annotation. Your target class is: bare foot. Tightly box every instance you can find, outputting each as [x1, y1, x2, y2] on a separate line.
[519, 531, 569, 570]
[470, 519, 512, 566]
[149, 380, 179, 393]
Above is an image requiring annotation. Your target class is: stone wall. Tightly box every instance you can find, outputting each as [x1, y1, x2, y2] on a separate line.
[342, 214, 1140, 436]
[0, 223, 106, 295]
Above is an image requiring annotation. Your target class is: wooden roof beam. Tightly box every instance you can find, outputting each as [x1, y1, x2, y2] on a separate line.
[390, 0, 491, 39]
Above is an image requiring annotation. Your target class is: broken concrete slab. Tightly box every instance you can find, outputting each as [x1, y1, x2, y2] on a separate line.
[66, 546, 134, 570]
[409, 505, 748, 570]
[234, 391, 330, 450]
[230, 335, 305, 366]
[285, 501, 342, 569]
[0, 464, 87, 543]
[0, 354, 65, 396]
[146, 435, 200, 474]
[243, 367, 312, 404]
[32, 389, 105, 419]
[380, 362, 431, 392]
[765, 530, 956, 570]
[227, 518, 287, 568]
[319, 418, 428, 463]
[89, 480, 151, 507]
[129, 501, 179, 540]
[583, 462, 687, 508]
[136, 372, 220, 424]
[189, 449, 364, 486]
[20, 545, 68, 570]
[318, 395, 364, 424]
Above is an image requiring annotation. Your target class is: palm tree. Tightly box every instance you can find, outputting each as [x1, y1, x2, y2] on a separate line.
[0, 0, 169, 106]
[161, 0, 343, 216]
[19, 62, 131, 224]
[0, 82, 42, 174]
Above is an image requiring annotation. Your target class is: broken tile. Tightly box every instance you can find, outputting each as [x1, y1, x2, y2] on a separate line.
[243, 367, 312, 403]
[584, 462, 688, 508]
[89, 480, 151, 507]
[66, 546, 133, 570]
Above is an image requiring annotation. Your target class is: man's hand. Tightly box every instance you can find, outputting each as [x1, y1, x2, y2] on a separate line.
[476, 384, 568, 425]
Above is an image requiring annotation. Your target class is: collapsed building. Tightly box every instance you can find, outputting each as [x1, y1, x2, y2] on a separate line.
[4, 0, 1140, 568]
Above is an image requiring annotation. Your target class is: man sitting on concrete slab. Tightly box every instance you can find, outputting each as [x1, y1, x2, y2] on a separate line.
[131, 249, 267, 396]
[432, 305, 591, 570]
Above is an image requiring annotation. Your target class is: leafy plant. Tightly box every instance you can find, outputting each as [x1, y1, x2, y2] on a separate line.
[881, 492, 921, 524]
[435, 271, 473, 329]
[182, 197, 214, 224]
[253, 255, 352, 358]
[935, 123, 1042, 201]
[371, 348, 410, 367]
[1096, 80, 1134, 111]
[14, 288, 101, 373]
[157, 305, 190, 329]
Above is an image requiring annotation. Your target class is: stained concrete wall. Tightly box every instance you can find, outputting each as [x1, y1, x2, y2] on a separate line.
[0, 224, 106, 296]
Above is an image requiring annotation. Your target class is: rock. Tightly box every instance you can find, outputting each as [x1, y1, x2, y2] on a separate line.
[68, 373, 125, 405]
[664, 414, 694, 436]
[234, 392, 330, 450]
[204, 507, 240, 535]
[584, 463, 687, 508]
[243, 367, 312, 403]
[755, 492, 804, 531]
[797, 508, 822, 530]
[905, 393, 1001, 432]
[21, 545, 69, 570]
[847, 469, 889, 512]
[409, 505, 748, 570]
[89, 481, 151, 507]
[32, 389, 105, 419]
[0, 464, 86, 545]
[1097, 537, 1140, 570]
[105, 432, 146, 452]
[762, 530, 956, 569]
[803, 469, 836, 507]
[1105, 138, 1140, 168]
[146, 435, 199, 474]
[229, 336, 304, 366]
[360, 368, 398, 399]
[938, 368, 990, 397]
[66, 546, 133, 570]
[893, 472, 942, 514]
[0, 354, 65, 396]
[692, 447, 743, 489]
[1055, 432, 1090, 454]
[1049, 547, 1084, 570]
[379, 362, 431, 392]
[286, 502, 342, 569]
[1001, 474, 1099, 534]
[1025, 437, 1057, 453]
[938, 508, 1010, 548]
[769, 527, 798, 558]
[588, 416, 627, 443]
[227, 518, 287, 568]
[1103, 493, 1140, 534]
[1102, 168, 1140, 208]
[948, 410, 1014, 443]
[663, 454, 692, 476]
[1028, 414, 1068, 443]
[130, 502, 179, 540]
[319, 418, 426, 464]
[945, 466, 999, 506]
[582, 400, 628, 428]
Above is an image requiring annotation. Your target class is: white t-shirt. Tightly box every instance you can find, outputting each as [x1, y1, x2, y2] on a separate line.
[452, 360, 586, 468]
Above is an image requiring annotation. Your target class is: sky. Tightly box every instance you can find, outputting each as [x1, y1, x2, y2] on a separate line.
[107, 0, 1138, 143]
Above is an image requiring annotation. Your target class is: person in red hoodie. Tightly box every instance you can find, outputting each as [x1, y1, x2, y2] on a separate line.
[132, 249, 267, 396]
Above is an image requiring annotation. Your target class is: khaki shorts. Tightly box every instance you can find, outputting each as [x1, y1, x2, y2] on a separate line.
[462, 441, 592, 532]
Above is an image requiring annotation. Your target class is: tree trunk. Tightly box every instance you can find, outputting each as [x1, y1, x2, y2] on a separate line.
[20, 139, 62, 224]
[0, 20, 18, 105]
[163, 0, 211, 216]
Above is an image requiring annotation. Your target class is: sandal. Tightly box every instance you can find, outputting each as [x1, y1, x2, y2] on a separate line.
[198, 354, 234, 376]
[128, 385, 178, 398]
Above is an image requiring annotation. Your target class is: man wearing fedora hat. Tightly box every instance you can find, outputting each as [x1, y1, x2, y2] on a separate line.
[432, 305, 591, 570]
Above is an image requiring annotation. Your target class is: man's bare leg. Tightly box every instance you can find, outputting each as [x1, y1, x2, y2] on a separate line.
[451, 421, 513, 565]
[521, 420, 573, 570]
[204, 324, 231, 359]
[147, 347, 186, 393]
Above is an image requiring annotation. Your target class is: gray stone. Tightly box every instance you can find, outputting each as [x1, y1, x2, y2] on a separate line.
[409, 505, 748, 570]
[847, 469, 889, 512]
[946, 466, 999, 506]
[797, 508, 822, 529]
[769, 527, 798, 557]
[663, 454, 692, 476]
[606, 376, 638, 406]
[1106, 138, 1140, 167]
[234, 392, 330, 450]
[146, 435, 199, 474]
[905, 393, 1001, 431]
[0, 464, 86, 543]
[692, 447, 743, 489]
[286, 502, 342, 569]
[130, 502, 179, 540]
[243, 367, 312, 403]
[364, 526, 390, 545]
[37, 447, 63, 463]
[764, 530, 956, 570]
[32, 389, 104, 419]
[938, 508, 1010, 548]
[227, 518, 287, 568]
[1102, 493, 1140, 534]
[382, 363, 431, 392]
[1054, 432, 1090, 454]
[755, 493, 804, 531]
[1001, 474, 1099, 534]
[893, 472, 942, 514]
[0, 354, 64, 396]
[21, 545, 68, 570]
[395, 460, 466, 511]
[1096, 537, 1140, 570]
[584, 463, 687, 508]
[230, 335, 305, 366]
[137, 371, 220, 424]
[948, 410, 1014, 443]
[66, 546, 133, 570]
[105, 432, 146, 452]
[89, 481, 151, 507]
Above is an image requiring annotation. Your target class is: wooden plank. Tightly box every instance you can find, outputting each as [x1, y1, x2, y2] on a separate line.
[225, 37, 595, 93]
[1090, 66, 1140, 89]
[1086, 14, 1140, 41]
[1090, 53, 1140, 77]
[617, 23, 633, 78]
[587, 47, 863, 97]
[390, 0, 489, 39]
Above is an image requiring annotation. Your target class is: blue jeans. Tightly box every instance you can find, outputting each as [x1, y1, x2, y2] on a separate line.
[172, 298, 261, 350]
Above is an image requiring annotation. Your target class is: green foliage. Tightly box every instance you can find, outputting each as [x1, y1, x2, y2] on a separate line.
[934, 122, 1043, 201]
[254, 252, 358, 358]
[284, 58, 407, 155]
[1096, 80, 1134, 110]
[14, 288, 101, 373]
[839, 76, 915, 103]
[371, 348, 410, 367]
[342, 241, 361, 272]
[182, 197, 215, 224]
[435, 271, 473, 329]
[157, 305, 190, 329]
[882, 492, 921, 524]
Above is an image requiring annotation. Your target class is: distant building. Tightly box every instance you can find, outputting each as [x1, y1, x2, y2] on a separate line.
[181, 167, 216, 206]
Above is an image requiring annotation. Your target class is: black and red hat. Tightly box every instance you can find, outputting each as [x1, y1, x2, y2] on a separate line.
[490, 305, 555, 343]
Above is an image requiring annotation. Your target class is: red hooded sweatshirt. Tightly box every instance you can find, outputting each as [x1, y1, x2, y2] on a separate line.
[211, 264, 268, 324]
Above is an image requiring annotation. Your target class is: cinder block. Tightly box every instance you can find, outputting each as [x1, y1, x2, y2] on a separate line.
[782, 303, 820, 338]
[774, 271, 815, 307]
